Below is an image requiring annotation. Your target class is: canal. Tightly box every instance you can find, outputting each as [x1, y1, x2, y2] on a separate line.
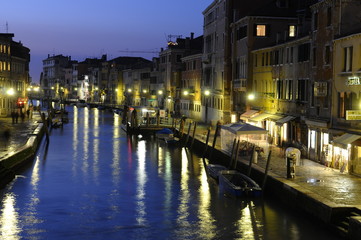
[0, 107, 342, 240]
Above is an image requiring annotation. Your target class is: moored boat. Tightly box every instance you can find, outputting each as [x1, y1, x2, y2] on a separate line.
[206, 164, 228, 181]
[218, 170, 262, 197]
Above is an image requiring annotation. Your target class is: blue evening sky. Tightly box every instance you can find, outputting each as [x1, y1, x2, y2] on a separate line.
[1, 0, 210, 82]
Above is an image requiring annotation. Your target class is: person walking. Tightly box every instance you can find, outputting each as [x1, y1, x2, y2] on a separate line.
[15, 110, 19, 123]
[11, 110, 16, 124]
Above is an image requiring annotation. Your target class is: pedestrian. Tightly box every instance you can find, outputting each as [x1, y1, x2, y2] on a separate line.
[26, 108, 30, 118]
[11, 110, 16, 124]
[21, 111, 25, 122]
[15, 110, 19, 123]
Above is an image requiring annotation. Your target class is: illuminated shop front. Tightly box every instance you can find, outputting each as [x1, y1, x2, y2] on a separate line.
[305, 119, 329, 162]
[248, 113, 283, 145]
[275, 115, 296, 146]
[331, 133, 361, 175]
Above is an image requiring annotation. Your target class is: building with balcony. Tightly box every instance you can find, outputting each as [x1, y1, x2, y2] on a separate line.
[307, 0, 361, 162]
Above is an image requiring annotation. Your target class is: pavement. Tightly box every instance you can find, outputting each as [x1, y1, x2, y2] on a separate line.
[0, 111, 42, 159]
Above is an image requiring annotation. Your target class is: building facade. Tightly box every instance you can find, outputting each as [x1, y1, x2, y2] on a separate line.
[0, 33, 30, 117]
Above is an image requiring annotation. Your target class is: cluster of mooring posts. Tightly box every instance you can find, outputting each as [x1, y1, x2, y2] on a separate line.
[121, 108, 273, 190]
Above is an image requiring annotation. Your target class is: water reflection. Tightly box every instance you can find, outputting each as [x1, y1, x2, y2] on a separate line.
[197, 156, 216, 239]
[0, 193, 20, 240]
[136, 140, 147, 226]
[72, 106, 79, 177]
[82, 107, 90, 180]
[112, 111, 120, 185]
[92, 109, 100, 182]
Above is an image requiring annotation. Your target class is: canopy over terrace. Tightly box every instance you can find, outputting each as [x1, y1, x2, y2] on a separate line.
[220, 122, 269, 155]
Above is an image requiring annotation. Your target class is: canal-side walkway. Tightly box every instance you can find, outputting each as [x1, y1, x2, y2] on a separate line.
[0, 111, 42, 159]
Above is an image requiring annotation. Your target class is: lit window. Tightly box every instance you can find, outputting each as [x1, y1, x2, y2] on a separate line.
[289, 25, 296, 37]
[256, 25, 266, 37]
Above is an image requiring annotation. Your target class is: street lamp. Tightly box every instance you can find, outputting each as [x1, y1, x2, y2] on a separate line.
[248, 93, 255, 101]
[6, 88, 15, 96]
[204, 90, 210, 123]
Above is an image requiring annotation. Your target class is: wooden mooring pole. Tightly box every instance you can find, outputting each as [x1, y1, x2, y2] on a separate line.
[233, 140, 240, 170]
[189, 122, 197, 151]
[209, 123, 220, 158]
[184, 121, 193, 147]
[262, 151, 272, 190]
[40, 111, 49, 141]
[202, 128, 211, 158]
[228, 138, 237, 168]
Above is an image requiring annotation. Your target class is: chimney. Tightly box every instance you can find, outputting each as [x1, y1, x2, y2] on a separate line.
[191, 32, 194, 40]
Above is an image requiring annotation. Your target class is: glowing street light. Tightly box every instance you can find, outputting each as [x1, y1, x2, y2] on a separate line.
[6, 88, 15, 96]
[183, 90, 189, 96]
[204, 90, 210, 96]
[158, 90, 163, 95]
[127, 88, 132, 93]
[248, 93, 255, 101]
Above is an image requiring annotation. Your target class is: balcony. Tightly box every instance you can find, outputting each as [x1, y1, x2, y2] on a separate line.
[233, 79, 247, 91]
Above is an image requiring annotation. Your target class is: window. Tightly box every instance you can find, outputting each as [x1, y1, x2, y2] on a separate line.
[256, 25, 267, 37]
[324, 46, 331, 65]
[237, 26, 247, 40]
[298, 43, 310, 62]
[312, 47, 317, 66]
[343, 46, 353, 72]
[289, 25, 296, 37]
[327, 7, 332, 26]
[313, 12, 318, 30]
[297, 79, 307, 101]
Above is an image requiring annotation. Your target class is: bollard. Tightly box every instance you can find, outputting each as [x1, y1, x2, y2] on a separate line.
[287, 157, 292, 179]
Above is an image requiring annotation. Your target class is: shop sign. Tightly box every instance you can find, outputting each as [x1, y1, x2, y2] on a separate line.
[346, 76, 361, 86]
[314, 82, 327, 97]
[346, 110, 361, 120]
[159, 109, 166, 118]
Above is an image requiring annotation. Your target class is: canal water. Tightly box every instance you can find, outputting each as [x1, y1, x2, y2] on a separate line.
[0, 107, 341, 240]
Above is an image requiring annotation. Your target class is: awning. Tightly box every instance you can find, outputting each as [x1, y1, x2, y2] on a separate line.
[332, 133, 361, 148]
[249, 113, 273, 122]
[276, 115, 296, 126]
[240, 110, 259, 119]
[267, 114, 284, 121]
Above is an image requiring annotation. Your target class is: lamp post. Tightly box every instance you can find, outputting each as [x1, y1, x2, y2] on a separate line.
[204, 90, 210, 124]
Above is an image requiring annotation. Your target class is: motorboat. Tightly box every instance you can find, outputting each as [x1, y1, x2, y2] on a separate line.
[156, 128, 174, 140]
[206, 164, 228, 181]
[218, 170, 262, 197]
[156, 128, 180, 145]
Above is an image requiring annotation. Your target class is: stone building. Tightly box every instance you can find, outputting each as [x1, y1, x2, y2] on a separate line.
[307, 0, 361, 162]
[330, 32, 361, 176]
[0, 33, 30, 117]
[158, 33, 202, 116]
[179, 53, 203, 121]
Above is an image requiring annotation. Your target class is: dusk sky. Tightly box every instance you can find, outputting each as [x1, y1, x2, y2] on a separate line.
[1, 0, 210, 82]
